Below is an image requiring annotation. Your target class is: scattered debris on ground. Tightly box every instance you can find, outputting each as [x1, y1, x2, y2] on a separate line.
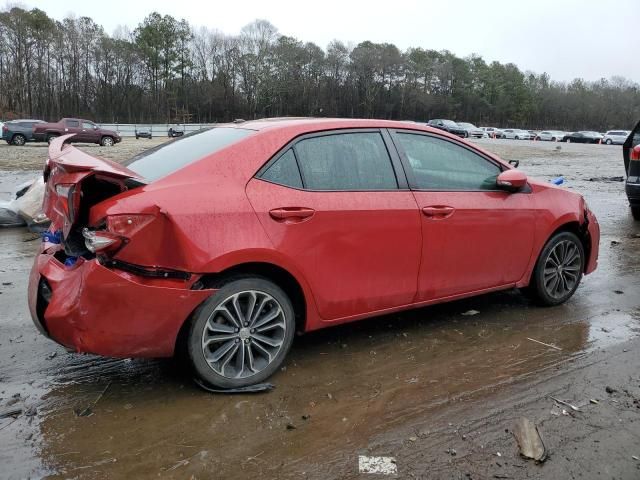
[512, 417, 547, 462]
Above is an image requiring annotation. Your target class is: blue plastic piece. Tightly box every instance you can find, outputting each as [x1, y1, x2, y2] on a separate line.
[64, 257, 78, 267]
[551, 176, 565, 185]
[42, 230, 62, 244]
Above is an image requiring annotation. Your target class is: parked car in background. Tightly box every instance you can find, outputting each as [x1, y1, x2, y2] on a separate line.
[602, 130, 631, 145]
[502, 129, 532, 140]
[33, 118, 121, 146]
[168, 126, 185, 137]
[2, 119, 45, 146]
[528, 130, 540, 140]
[480, 127, 504, 138]
[623, 121, 640, 220]
[456, 122, 487, 138]
[535, 130, 566, 142]
[426, 119, 467, 137]
[30, 118, 600, 388]
[561, 131, 603, 143]
[135, 128, 153, 139]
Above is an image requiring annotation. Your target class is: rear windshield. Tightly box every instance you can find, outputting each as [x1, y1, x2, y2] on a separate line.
[122, 127, 254, 181]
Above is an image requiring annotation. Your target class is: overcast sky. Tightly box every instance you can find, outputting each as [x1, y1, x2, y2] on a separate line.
[14, 0, 638, 82]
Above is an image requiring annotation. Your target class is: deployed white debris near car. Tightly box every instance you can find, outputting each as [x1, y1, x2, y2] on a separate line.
[0, 178, 49, 230]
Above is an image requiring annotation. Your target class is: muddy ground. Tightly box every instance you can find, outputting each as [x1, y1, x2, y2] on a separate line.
[0, 138, 639, 479]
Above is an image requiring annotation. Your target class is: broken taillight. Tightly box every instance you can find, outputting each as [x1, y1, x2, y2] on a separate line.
[55, 184, 77, 223]
[82, 228, 122, 254]
[105, 214, 155, 237]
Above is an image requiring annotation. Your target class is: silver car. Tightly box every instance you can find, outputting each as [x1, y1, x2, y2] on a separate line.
[456, 122, 487, 138]
[602, 130, 631, 145]
[502, 129, 531, 140]
[536, 130, 566, 142]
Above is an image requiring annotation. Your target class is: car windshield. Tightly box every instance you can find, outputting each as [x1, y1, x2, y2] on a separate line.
[457, 123, 476, 128]
[122, 127, 254, 181]
[441, 120, 458, 127]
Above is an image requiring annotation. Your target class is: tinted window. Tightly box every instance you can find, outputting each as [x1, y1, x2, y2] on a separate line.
[67, 120, 79, 127]
[261, 149, 303, 188]
[395, 133, 501, 190]
[123, 127, 253, 181]
[82, 121, 94, 129]
[293, 132, 397, 191]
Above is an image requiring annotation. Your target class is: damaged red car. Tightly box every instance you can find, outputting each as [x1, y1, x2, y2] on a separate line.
[28, 119, 600, 388]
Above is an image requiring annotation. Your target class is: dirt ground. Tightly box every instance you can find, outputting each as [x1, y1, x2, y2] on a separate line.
[0, 138, 639, 479]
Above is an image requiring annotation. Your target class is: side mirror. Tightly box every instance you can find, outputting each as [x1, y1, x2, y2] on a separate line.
[94, 125, 98, 130]
[497, 169, 528, 192]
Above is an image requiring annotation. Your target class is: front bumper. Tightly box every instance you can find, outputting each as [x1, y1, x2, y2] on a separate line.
[585, 208, 600, 274]
[28, 248, 213, 358]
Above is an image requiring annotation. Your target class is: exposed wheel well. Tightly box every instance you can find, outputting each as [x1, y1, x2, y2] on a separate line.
[544, 221, 591, 271]
[175, 262, 307, 358]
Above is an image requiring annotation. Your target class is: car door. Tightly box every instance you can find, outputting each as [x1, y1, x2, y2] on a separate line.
[81, 121, 99, 143]
[246, 129, 422, 321]
[63, 119, 82, 140]
[389, 129, 536, 301]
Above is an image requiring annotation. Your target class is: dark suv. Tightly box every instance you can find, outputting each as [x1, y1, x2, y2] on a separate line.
[2, 119, 44, 146]
[426, 119, 467, 137]
[624, 120, 640, 220]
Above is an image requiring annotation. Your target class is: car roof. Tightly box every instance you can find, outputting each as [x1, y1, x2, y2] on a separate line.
[229, 117, 449, 133]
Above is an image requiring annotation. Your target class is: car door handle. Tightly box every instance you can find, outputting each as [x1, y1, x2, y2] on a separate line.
[422, 206, 455, 219]
[269, 207, 315, 222]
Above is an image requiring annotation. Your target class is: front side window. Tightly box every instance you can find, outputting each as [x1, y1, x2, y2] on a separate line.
[293, 132, 398, 191]
[82, 121, 94, 129]
[394, 133, 501, 191]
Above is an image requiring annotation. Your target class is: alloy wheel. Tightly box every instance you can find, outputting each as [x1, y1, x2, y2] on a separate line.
[201, 290, 287, 379]
[542, 239, 582, 300]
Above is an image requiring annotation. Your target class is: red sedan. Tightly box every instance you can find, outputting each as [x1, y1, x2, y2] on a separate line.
[29, 119, 600, 388]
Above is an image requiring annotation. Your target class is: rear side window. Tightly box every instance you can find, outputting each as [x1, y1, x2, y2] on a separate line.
[395, 133, 501, 191]
[293, 132, 398, 191]
[67, 120, 79, 127]
[261, 149, 303, 188]
[123, 127, 253, 181]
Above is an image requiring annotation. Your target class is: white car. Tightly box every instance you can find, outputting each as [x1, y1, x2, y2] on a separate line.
[602, 130, 631, 145]
[502, 129, 531, 140]
[536, 130, 566, 142]
[480, 127, 504, 138]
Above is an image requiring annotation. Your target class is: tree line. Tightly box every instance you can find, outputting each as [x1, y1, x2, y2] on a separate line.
[1, 7, 638, 130]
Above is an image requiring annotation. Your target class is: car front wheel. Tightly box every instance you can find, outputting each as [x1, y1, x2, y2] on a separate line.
[12, 134, 26, 146]
[605, 139, 612, 145]
[527, 231, 584, 306]
[187, 278, 296, 389]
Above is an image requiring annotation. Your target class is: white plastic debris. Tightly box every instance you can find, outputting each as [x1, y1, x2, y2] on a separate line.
[358, 456, 397, 475]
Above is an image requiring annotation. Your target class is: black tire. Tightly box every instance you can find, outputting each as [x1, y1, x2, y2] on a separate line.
[566, 138, 571, 143]
[551, 137, 556, 142]
[515, 136, 520, 140]
[631, 206, 640, 221]
[100, 136, 114, 146]
[47, 134, 59, 144]
[464, 131, 469, 138]
[12, 134, 26, 146]
[605, 139, 612, 145]
[187, 277, 296, 389]
[526, 231, 584, 306]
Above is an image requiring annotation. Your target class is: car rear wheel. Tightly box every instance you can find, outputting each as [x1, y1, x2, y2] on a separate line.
[101, 136, 114, 146]
[551, 137, 556, 142]
[12, 134, 26, 146]
[527, 231, 584, 306]
[187, 278, 295, 389]
[47, 134, 59, 144]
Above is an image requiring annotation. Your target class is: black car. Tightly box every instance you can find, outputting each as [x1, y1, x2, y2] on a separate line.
[561, 131, 603, 144]
[135, 129, 152, 139]
[2, 119, 44, 146]
[426, 119, 467, 138]
[623, 120, 640, 220]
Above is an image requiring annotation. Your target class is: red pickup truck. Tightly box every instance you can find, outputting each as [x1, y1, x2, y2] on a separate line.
[33, 118, 121, 146]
